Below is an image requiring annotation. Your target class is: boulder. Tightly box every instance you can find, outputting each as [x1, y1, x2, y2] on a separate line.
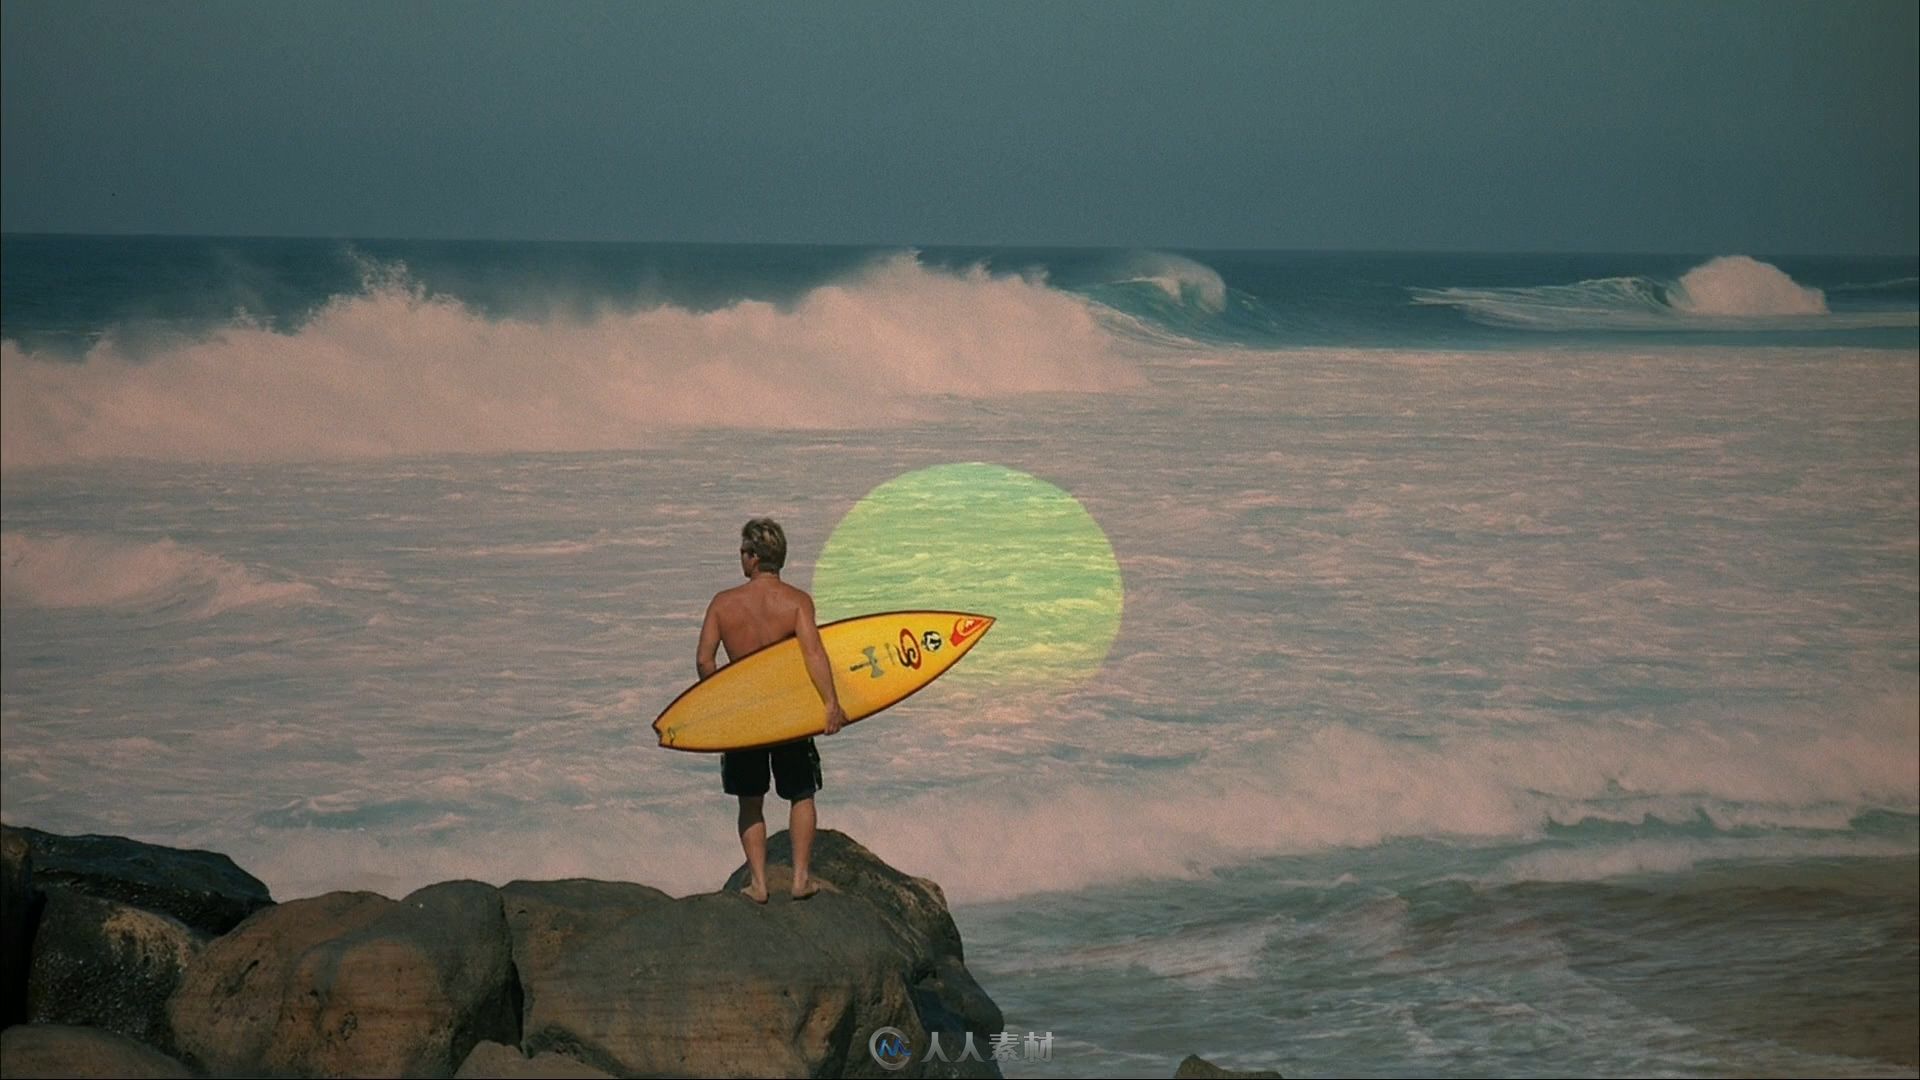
[502, 835, 1003, 1079]
[169, 880, 519, 1078]
[760, 832, 1001, 1074]
[1, 831, 36, 1028]
[26, 889, 205, 1055]
[453, 1039, 617, 1078]
[0, 1023, 193, 1079]
[5, 825, 270, 937]
[1174, 1053, 1285, 1078]
[723, 830, 1004, 1040]
[726, 829, 967, 961]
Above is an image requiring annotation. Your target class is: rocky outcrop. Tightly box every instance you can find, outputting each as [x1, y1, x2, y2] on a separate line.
[168, 880, 520, 1078]
[26, 889, 205, 1055]
[1, 821, 1008, 1079]
[3, 826, 271, 937]
[0, 1023, 193, 1078]
[723, 830, 1004, 1043]
[505, 829, 999, 1078]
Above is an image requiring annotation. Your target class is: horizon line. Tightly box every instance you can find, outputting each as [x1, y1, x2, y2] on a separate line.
[3, 229, 1915, 263]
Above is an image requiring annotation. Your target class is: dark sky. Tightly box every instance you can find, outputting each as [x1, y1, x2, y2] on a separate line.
[3, 0, 1916, 253]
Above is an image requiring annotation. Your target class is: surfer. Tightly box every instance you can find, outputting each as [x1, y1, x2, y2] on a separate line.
[697, 517, 847, 903]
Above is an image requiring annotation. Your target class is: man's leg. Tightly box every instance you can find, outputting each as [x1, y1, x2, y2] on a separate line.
[737, 795, 769, 903]
[790, 795, 817, 899]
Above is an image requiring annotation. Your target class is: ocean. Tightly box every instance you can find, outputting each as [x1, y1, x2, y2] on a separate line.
[2, 236, 1916, 1076]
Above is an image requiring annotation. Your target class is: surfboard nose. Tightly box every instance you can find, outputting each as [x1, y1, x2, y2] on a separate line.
[949, 613, 993, 648]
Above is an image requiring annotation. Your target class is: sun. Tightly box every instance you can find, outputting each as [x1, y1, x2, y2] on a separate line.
[809, 463, 1123, 688]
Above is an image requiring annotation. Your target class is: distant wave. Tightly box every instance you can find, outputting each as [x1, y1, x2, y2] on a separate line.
[0, 254, 1141, 468]
[1107, 251, 1229, 313]
[1077, 251, 1292, 347]
[0, 531, 316, 616]
[1829, 275, 1920, 293]
[1410, 255, 1920, 332]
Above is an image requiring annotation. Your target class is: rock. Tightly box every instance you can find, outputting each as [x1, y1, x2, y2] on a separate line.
[4, 825, 271, 937]
[26, 889, 205, 1056]
[0, 1023, 193, 1078]
[726, 828, 967, 961]
[502, 834, 1004, 1079]
[169, 880, 519, 1078]
[723, 829, 1004, 1039]
[1, 831, 37, 1028]
[1173, 1052, 1285, 1078]
[453, 1039, 616, 1078]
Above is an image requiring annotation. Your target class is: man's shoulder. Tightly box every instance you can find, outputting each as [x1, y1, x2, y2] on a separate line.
[708, 582, 751, 607]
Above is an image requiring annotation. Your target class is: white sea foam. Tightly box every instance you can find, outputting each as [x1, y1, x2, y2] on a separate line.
[208, 694, 1915, 906]
[1485, 834, 1916, 884]
[818, 693, 1920, 902]
[0, 531, 316, 616]
[211, 690, 1919, 904]
[0, 254, 1139, 469]
[1667, 255, 1827, 316]
[1408, 255, 1912, 331]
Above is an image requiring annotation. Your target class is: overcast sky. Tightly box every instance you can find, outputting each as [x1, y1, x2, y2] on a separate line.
[3, 1, 1915, 253]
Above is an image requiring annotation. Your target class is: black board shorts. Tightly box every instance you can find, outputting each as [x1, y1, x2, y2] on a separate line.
[721, 738, 822, 801]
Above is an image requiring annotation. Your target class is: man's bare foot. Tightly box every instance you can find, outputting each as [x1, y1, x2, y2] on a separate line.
[740, 881, 769, 904]
[791, 876, 819, 901]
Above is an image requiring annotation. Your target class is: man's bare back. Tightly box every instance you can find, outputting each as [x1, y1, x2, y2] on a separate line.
[696, 573, 846, 737]
[699, 518, 844, 904]
[702, 576, 812, 666]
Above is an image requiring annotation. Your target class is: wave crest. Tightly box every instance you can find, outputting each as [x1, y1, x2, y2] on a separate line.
[1668, 255, 1826, 316]
[1110, 252, 1229, 313]
[0, 254, 1139, 468]
[0, 531, 316, 616]
[1410, 255, 1913, 332]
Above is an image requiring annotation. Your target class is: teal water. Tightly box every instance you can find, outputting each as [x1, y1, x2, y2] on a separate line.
[2, 237, 1916, 1075]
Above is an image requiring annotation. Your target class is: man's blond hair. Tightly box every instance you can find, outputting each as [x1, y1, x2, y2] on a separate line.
[741, 518, 787, 571]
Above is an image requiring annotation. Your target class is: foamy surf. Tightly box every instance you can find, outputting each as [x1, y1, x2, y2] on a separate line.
[1410, 254, 1918, 331]
[0, 253, 1140, 469]
[3, 239, 1914, 1078]
[0, 531, 317, 617]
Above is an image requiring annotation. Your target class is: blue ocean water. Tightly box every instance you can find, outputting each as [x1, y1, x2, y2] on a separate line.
[2, 237, 1916, 1076]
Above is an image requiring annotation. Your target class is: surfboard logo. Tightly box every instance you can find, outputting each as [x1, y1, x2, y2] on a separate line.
[896, 629, 923, 669]
[849, 646, 885, 679]
[950, 616, 988, 646]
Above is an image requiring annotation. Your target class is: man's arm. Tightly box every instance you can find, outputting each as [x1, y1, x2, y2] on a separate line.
[793, 594, 847, 735]
[696, 599, 722, 680]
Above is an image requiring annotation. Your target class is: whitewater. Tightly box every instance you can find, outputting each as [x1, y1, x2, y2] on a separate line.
[2, 238, 1916, 1076]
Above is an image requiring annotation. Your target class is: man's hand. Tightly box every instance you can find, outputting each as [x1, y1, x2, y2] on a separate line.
[823, 701, 847, 736]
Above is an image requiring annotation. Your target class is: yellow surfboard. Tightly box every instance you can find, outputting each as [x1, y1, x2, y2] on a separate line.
[654, 611, 994, 752]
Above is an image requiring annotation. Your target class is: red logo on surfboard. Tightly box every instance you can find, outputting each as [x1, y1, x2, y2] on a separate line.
[950, 616, 989, 647]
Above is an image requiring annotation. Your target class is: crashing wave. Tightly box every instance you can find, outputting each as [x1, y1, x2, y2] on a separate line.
[1410, 255, 1916, 332]
[0, 254, 1141, 468]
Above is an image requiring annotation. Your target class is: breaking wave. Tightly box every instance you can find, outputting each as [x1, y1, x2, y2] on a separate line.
[1108, 251, 1230, 313]
[0, 531, 316, 616]
[220, 688, 1920, 902]
[0, 254, 1140, 469]
[1410, 255, 1918, 332]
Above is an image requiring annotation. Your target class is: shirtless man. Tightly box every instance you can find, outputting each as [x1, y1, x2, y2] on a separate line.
[697, 518, 847, 903]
